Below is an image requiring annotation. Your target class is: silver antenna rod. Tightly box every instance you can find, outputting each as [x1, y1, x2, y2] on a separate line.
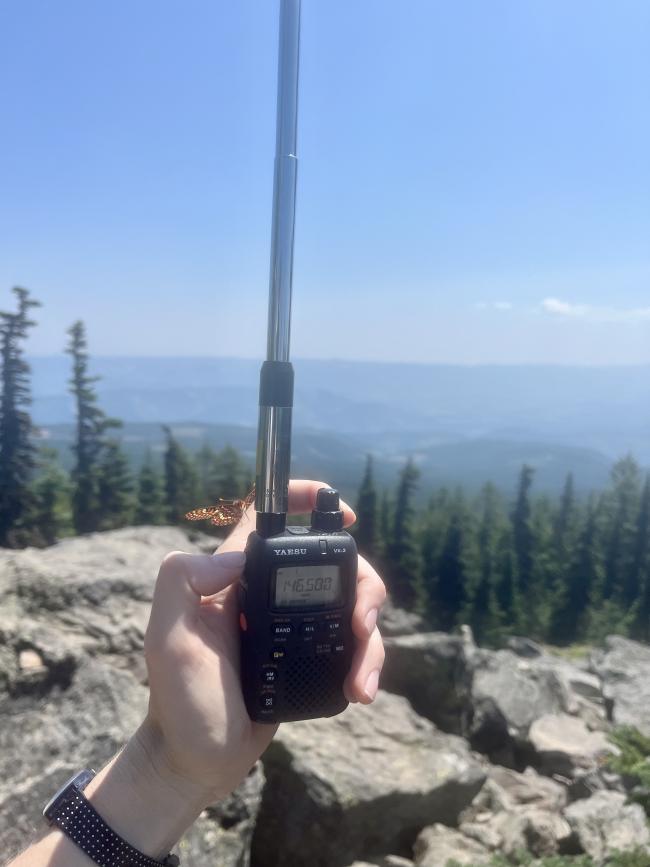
[255, 0, 301, 532]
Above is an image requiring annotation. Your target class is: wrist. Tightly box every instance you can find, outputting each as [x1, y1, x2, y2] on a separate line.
[82, 718, 214, 862]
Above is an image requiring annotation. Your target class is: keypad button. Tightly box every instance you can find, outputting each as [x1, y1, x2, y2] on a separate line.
[259, 693, 275, 710]
[272, 622, 293, 639]
[300, 622, 317, 638]
[323, 619, 341, 635]
[262, 667, 278, 684]
[270, 647, 286, 662]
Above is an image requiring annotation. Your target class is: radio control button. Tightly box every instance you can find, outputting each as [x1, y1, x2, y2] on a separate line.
[262, 667, 278, 684]
[300, 622, 317, 638]
[323, 619, 341, 635]
[272, 622, 293, 639]
[270, 647, 286, 662]
[333, 643, 345, 653]
[319, 540, 328, 555]
[259, 693, 275, 710]
[239, 612, 248, 632]
[287, 526, 310, 535]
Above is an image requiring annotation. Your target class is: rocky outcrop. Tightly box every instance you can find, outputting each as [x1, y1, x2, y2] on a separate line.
[380, 633, 470, 733]
[4, 528, 650, 867]
[565, 791, 650, 861]
[591, 635, 650, 737]
[251, 690, 486, 867]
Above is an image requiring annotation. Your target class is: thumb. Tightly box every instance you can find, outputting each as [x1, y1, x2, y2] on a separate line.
[147, 550, 246, 643]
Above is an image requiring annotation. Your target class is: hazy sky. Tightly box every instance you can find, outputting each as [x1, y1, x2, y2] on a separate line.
[1, 0, 649, 364]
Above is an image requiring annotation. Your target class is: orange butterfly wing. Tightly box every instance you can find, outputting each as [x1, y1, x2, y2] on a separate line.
[185, 487, 256, 526]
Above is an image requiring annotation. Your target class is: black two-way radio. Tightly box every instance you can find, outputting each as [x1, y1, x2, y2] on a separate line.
[237, 0, 358, 724]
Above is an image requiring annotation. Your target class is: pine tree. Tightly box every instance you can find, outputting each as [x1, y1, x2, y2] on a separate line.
[378, 491, 392, 557]
[355, 454, 378, 557]
[603, 455, 641, 602]
[97, 440, 134, 530]
[512, 464, 535, 600]
[631, 476, 650, 641]
[550, 495, 603, 644]
[462, 483, 504, 646]
[212, 445, 244, 499]
[135, 454, 166, 525]
[163, 426, 199, 523]
[0, 287, 41, 546]
[433, 492, 475, 631]
[30, 447, 73, 546]
[66, 321, 120, 534]
[386, 459, 425, 612]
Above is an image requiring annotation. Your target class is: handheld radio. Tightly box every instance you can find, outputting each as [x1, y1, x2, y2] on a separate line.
[237, 0, 358, 724]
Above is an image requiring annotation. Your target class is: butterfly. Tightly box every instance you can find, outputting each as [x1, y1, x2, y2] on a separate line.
[185, 487, 256, 527]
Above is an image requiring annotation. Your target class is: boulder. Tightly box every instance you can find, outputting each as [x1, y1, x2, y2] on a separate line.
[564, 790, 650, 861]
[0, 527, 262, 867]
[491, 807, 572, 858]
[529, 713, 617, 776]
[381, 633, 470, 733]
[591, 635, 650, 737]
[378, 597, 428, 637]
[413, 824, 492, 866]
[252, 690, 486, 867]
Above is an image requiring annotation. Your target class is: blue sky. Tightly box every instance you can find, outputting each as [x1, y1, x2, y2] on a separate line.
[1, 0, 649, 364]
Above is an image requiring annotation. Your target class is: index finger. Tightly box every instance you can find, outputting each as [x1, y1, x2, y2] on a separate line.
[215, 479, 356, 555]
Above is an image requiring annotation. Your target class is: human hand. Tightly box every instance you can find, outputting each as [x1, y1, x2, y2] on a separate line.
[141, 480, 387, 805]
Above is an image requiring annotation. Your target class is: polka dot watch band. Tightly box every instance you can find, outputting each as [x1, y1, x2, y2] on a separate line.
[42, 770, 180, 867]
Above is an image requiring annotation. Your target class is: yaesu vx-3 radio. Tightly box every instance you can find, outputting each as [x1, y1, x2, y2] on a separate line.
[238, 488, 357, 723]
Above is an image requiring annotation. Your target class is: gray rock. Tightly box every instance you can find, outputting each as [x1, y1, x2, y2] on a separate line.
[529, 713, 617, 776]
[414, 824, 492, 866]
[492, 807, 572, 858]
[178, 762, 265, 867]
[591, 635, 650, 737]
[507, 636, 545, 658]
[564, 790, 650, 861]
[252, 690, 486, 867]
[378, 597, 428, 637]
[381, 632, 471, 733]
[0, 527, 262, 867]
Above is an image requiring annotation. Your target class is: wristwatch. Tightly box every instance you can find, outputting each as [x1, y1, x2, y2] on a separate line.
[43, 769, 180, 866]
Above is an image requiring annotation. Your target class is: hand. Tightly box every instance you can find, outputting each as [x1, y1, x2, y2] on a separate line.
[141, 480, 387, 804]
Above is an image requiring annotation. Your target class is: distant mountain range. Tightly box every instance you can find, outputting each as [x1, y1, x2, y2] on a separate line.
[29, 356, 650, 496]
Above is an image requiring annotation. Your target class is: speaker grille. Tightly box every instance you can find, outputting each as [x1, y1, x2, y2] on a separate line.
[284, 653, 342, 713]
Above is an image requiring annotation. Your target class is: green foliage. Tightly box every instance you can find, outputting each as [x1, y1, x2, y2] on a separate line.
[608, 726, 650, 816]
[97, 439, 134, 530]
[163, 426, 200, 524]
[0, 287, 41, 546]
[134, 455, 166, 525]
[354, 454, 378, 557]
[66, 320, 122, 534]
[30, 447, 73, 545]
[385, 458, 426, 612]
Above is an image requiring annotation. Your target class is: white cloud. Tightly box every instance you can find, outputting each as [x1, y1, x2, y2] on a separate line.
[541, 297, 650, 323]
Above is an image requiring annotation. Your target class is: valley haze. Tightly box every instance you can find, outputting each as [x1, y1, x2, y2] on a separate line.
[29, 356, 650, 497]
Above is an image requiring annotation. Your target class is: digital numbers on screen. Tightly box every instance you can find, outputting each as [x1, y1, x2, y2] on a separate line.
[274, 565, 342, 608]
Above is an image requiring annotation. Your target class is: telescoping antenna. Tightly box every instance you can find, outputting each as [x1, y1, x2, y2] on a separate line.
[255, 0, 301, 537]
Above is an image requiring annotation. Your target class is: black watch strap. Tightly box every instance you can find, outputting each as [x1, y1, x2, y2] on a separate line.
[44, 772, 179, 867]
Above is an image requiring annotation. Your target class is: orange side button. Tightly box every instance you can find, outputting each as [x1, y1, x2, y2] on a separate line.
[239, 612, 248, 632]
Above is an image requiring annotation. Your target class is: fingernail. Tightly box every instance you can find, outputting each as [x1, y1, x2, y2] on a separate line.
[364, 608, 378, 634]
[213, 551, 246, 569]
[364, 669, 380, 701]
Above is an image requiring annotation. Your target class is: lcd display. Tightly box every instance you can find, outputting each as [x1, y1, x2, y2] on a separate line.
[274, 564, 343, 608]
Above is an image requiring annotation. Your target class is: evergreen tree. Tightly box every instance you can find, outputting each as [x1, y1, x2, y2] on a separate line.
[30, 447, 73, 546]
[512, 464, 535, 599]
[163, 426, 200, 523]
[212, 445, 245, 499]
[355, 454, 378, 556]
[550, 495, 603, 644]
[631, 476, 650, 641]
[462, 483, 504, 646]
[135, 454, 166, 525]
[433, 492, 475, 631]
[603, 456, 641, 602]
[494, 525, 520, 633]
[0, 287, 41, 546]
[386, 459, 425, 611]
[97, 440, 134, 530]
[378, 491, 392, 557]
[66, 321, 120, 534]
